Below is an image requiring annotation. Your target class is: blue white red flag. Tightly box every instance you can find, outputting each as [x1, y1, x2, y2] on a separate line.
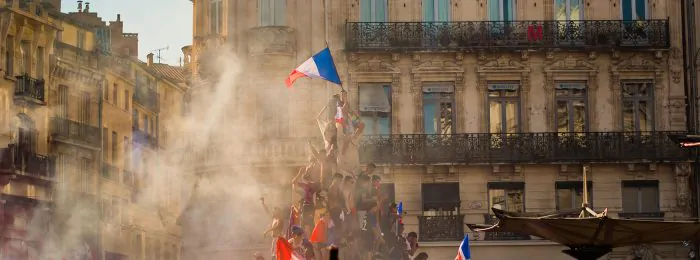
[397, 202, 403, 224]
[285, 47, 342, 88]
[455, 234, 471, 260]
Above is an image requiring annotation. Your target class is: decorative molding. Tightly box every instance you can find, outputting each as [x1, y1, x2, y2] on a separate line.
[410, 56, 465, 133]
[476, 54, 531, 132]
[675, 162, 691, 212]
[543, 54, 599, 131]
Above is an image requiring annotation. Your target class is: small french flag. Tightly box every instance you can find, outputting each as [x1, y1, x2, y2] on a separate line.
[455, 234, 471, 260]
[285, 47, 342, 88]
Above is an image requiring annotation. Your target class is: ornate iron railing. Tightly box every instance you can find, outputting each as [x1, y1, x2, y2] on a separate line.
[132, 128, 158, 149]
[359, 131, 689, 165]
[418, 214, 465, 241]
[14, 75, 45, 103]
[345, 20, 669, 52]
[0, 144, 54, 179]
[51, 117, 100, 148]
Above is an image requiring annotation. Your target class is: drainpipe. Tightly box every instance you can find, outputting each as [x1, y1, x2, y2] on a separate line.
[97, 77, 104, 260]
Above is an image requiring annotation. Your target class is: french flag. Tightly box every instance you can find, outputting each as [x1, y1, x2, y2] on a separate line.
[455, 234, 471, 260]
[276, 237, 305, 260]
[285, 47, 342, 88]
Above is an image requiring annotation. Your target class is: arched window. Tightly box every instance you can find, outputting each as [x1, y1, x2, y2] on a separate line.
[15, 113, 36, 152]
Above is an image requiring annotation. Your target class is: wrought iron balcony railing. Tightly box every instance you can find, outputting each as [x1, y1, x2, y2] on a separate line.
[102, 163, 118, 181]
[359, 131, 689, 165]
[0, 144, 55, 179]
[14, 75, 45, 103]
[132, 128, 158, 149]
[50, 117, 100, 148]
[418, 214, 465, 242]
[345, 20, 669, 52]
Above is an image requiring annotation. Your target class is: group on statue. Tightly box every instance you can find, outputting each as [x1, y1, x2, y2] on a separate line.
[258, 90, 428, 260]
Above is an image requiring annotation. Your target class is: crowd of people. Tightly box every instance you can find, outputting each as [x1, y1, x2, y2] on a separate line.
[258, 90, 429, 260]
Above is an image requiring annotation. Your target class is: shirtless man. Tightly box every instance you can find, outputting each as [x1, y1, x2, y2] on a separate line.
[261, 197, 284, 260]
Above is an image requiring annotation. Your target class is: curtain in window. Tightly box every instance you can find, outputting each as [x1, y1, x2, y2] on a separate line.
[359, 85, 391, 112]
[622, 0, 646, 20]
[488, 0, 515, 21]
[423, 99, 436, 134]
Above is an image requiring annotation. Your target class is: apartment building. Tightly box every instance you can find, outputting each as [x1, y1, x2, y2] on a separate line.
[0, 1, 188, 259]
[185, 0, 693, 260]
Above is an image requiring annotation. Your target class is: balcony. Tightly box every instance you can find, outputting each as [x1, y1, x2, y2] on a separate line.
[133, 86, 159, 112]
[50, 117, 100, 148]
[13, 75, 45, 104]
[102, 163, 119, 181]
[0, 144, 55, 179]
[418, 214, 465, 242]
[345, 20, 669, 52]
[132, 128, 158, 149]
[359, 132, 689, 165]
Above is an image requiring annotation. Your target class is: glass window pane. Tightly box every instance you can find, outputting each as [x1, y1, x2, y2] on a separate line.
[555, 0, 566, 20]
[640, 186, 658, 212]
[361, 114, 376, 135]
[557, 188, 574, 209]
[378, 115, 390, 135]
[622, 0, 633, 20]
[504, 0, 515, 21]
[557, 101, 569, 132]
[572, 100, 586, 132]
[259, 0, 272, 26]
[505, 101, 518, 133]
[423, 100, 437, 134]
[622, 101, 635, 131]
[375, 0, 388, 22]
[622, 187, 639, 213]
[439, 101, 453, 134]
[423, 0, 435, 21]
[489, 189, 505, 209]
[489, 100, 502, 133]
[506, 189, 524, 212]
[488, 0, 500, 20]
[360, 0, 372, 22]
[570, 0, 583, 20]
[634, 0, 646, 20]
[274, 0, 286, 25]
[638, 101, 652, 131]
[437, 0, 450, 21]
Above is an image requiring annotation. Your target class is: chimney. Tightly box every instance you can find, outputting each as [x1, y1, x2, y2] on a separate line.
[117, 14, 121, 22]
[77, 0, 83, 12]
[147, 53, 154, 66]
[84, 2, 90, 12]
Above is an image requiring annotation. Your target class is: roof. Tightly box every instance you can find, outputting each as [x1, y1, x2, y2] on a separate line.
[147, 63, 189, 83]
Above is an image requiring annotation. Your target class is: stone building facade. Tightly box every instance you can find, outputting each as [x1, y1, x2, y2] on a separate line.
[187, 0, 694, 259]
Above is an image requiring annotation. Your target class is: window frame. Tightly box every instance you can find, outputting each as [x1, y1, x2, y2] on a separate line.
[359, 83, 392, 135]
[554, 81, 589, 133]
[620, 80, 655, 132]
[555, 181, 593, 210]
[422, 84, 456, 135]
[487, 82, 521, 134]
[487, 182, 525, 213]
[621, 180, 660, 213]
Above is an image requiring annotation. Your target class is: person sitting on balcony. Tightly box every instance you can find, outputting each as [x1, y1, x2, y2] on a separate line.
[261, 197, 284, 260]
[293, 167, 320, 236]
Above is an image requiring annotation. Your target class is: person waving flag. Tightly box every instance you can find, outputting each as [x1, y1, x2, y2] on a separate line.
[285, 47, 342, 88]
[275, 237, 306, 260]
[455, 234, 472, 260]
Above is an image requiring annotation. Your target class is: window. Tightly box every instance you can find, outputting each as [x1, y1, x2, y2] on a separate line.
[621, 0, 647, 20]
[554, 0, 583, 21]
[124, 90, 130, 110]
[359, 84, 391, 135]
[19, 40, 29, 74]
[555, 181, 592, 210]
[488, 182, 524, 212]
[259, 0, 286, 26]
[80, 92, 90, 124]
[103, 128, 109, 161]
[5, 36, 13, 77]
[112, 131, 118, 162]
[621, 81, 654, 132]
[555, 82, 587, 132]
[622, 180, 659, 213]
[488, 0, 516, 21]
[143, 115, 149, 132]
[77, 30, 85, 49]
[80, 158, 90, 192]
[57, 85, 68, 118]
[36, 46, 44, 78]
[123, 136, 130, 170]
[210, 0, 223, 33]
[422, 85, 455, 134]
[113, 84, 118, 105]
[488, 83, 520, 134]
[421, 183, 460, 214]
[423, 0, 450, 21]
[133, 110, 139, 129]
[360, 0, 387, 22]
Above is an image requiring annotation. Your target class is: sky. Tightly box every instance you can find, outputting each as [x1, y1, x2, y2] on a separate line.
[60, 0, 193, 66]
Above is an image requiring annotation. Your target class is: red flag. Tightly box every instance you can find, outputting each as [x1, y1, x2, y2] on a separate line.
[309, 219, 327, 243]
[275, 237, 305, 260]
